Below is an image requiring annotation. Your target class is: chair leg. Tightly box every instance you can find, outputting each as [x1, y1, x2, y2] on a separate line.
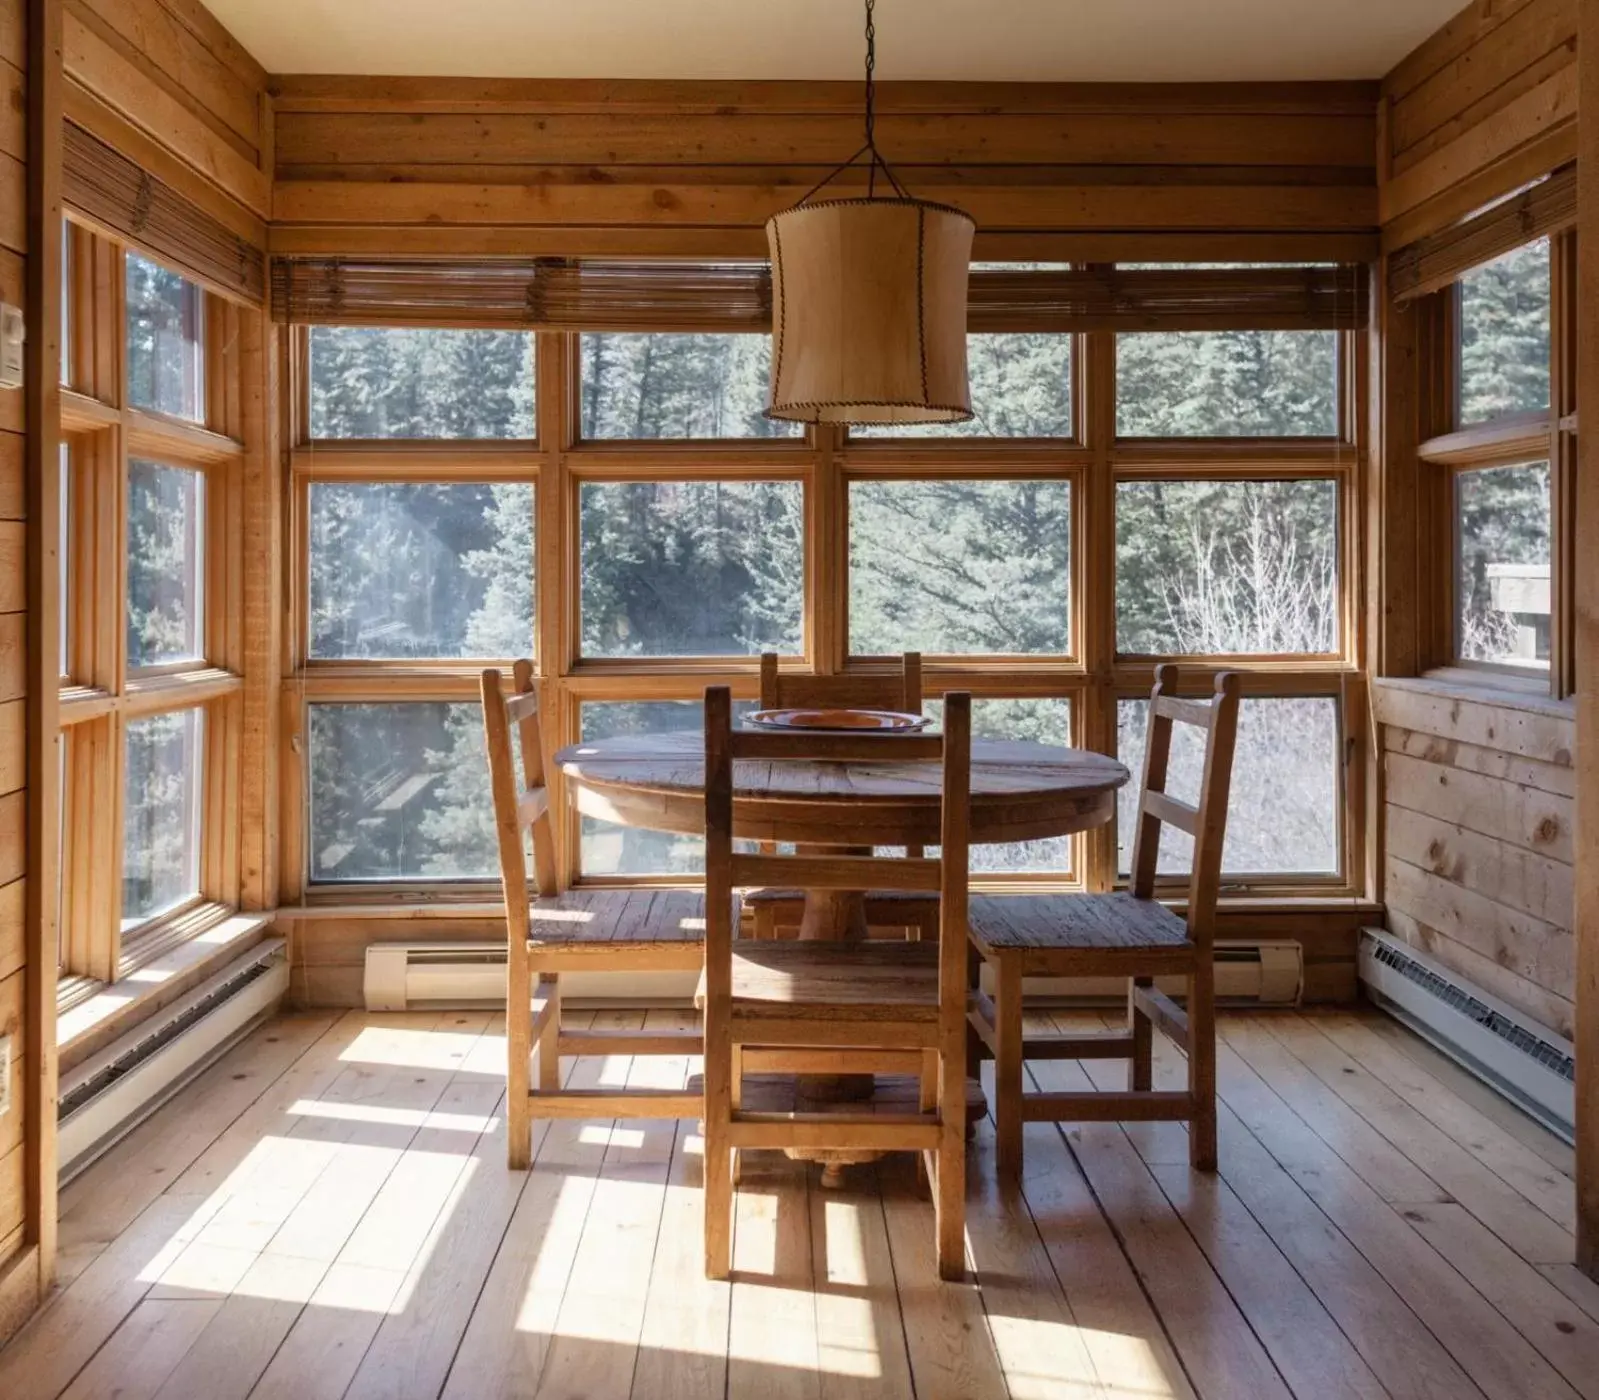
[507, 973, 534, 1171]
[1129, 976, 1153, 1092]
[704, 1028, 734, 1280]
[993, 957, 1024, 1180]
[1188, 963, 1218, 1171]
[537, 973, 561, 1094]
[919, 1048, 938, 1112]
[935, 1025, 966, 1280]
[730, 1044, 744, 1111]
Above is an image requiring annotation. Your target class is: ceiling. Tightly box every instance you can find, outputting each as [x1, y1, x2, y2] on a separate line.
[202, 0, 1463, 82]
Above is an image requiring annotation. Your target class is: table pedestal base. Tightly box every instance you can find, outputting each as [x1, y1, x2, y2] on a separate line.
[693, 1072, 987, 1187]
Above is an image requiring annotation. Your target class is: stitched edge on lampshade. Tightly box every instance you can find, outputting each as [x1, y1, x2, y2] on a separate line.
[765, 196, 976, 224]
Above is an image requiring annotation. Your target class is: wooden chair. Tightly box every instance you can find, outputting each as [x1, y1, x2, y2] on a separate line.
[701, 685, 972, 1281]
[481, 660, 703, 1169]
[744, 651, 938, 941]
[966, 665, 1241, 1178]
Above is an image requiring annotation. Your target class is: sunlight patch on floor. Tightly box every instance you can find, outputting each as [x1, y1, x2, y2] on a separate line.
[336, 1023, 486, 1069]
[286, 1099, 499, 1133]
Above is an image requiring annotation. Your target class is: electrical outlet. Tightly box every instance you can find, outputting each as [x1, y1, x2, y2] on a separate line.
[0, 1034, 9, 1117]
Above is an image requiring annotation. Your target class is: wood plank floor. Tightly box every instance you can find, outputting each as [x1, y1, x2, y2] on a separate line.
[0, 1005, 1587, 1400]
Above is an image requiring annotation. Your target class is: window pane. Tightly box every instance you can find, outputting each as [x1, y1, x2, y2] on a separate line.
[1116, 479, 1338, 655]
[579, 333, 798, 439]
[310, 482, 534, 659]
[1457, 461, 1551, 669]
[849, 479, 1070, 656]
[308, 703, 495, 882]
[1117, 696, 1340, 877]
[579, 480, 803, 657]
[1458, 238, 1550, 426]
[127, 460, 204, 668]
[309, 327, 535, 439]
[925, 696, 1074, 873]
[1116, 330, 1337, 437]
[854, 334, 1072, 438]
[127, 253, 204, 421]
[123, 709, 202, 928]
[59, 443, 70, 675]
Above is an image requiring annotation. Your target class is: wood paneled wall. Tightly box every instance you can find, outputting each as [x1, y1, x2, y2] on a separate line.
[268, 78, 1379, 262]
[0, 0, 27, 1285]
[1375, 678, 1576, 1037]
[1380, 0, 1577, 250]
[61, 0, 269, 234]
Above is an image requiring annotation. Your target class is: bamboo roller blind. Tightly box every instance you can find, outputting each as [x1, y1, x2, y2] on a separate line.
[1389, 165, 1575, 302]
[63, 122, 267, 303]
[271, 258, 1367, 332]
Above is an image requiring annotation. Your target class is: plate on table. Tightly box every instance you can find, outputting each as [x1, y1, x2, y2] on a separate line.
[745, 708, 930, 733]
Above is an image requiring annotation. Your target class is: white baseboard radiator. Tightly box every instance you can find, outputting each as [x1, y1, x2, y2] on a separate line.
[363, 938, 1302, 1011]
[1359, 929, 1574, 1143]
[58, 938, 289, 1182]
[363, 941, 698, 1011]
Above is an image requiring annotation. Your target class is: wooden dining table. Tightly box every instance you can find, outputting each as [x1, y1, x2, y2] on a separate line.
[555, 727, 1131, 1179]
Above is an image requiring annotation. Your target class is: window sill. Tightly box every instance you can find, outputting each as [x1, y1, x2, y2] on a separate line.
[1378, 672, 1574, 723]
[58, 906, 274, 1072]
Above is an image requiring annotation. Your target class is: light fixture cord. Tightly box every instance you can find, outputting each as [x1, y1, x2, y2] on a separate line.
[792, 0, 909, 206]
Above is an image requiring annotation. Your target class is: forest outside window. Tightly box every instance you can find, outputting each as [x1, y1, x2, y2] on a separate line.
[127, 460, 205, 669]
[1457, 237, 1550, 426]
[577, 479, 804, 658]
[848, 478, 1072, 658]
[1456, 461, 1551, 670]
[1115, 478, 1339, 657]
[853, 333, 1074, 439]
[126, 252, 204, 422]
[579, 333, 799, 440]
[309, 327, 536, 439]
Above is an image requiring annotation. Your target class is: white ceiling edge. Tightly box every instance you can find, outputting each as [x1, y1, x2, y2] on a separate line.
[200, 0, 1461, 83]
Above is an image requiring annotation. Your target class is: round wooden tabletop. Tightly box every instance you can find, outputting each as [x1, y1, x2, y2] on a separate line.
[555, 730, 1130, 847]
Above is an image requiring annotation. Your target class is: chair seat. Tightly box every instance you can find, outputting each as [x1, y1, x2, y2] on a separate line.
[968, 892, 1192, 958]
[730, 940, 941, 1021]
[529, 887, 705, 947]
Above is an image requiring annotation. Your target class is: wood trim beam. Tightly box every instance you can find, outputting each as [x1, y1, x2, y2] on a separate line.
[1573, 0, 1599, 1281]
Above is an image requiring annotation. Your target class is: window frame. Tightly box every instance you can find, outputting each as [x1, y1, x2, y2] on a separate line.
[56, 221, 255, 997]
[1415, 230, 1571, 696]
[281, 267, 1368, 905]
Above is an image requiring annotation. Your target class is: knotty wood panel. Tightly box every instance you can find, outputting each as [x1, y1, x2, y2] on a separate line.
[270, 79, 1378, 255]
[1381, 0, 1578, 244]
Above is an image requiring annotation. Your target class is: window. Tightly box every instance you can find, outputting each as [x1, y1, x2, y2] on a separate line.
[126, 252, 203, 421]
[1455, 462, 1551, 669]
[580, 333, 798, 440]
[309, 703, 496, 882]
[849, 479, 1071, 656]
[309, 482, 535, 659]
[579, 480, 803, 658]
[127, 460, 204, 669]
[854, 333, 1073, 439]
[58, 229, 249, 996]
[309, 327, 536, 439]
[1426, 233, 1560, 684]
[1457, 237, 1550, 425]
[123, 709, 203, 928]
[1118, 696, 1341, 878]
[1116, 478, 1338, 655]
[290, 261, 1361, 907]
[1116, 329, 1338, 437]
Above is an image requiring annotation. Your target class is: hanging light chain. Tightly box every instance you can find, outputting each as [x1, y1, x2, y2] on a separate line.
[863, 0, 877, 155]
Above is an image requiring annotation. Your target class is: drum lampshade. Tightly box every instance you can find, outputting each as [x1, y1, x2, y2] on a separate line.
[765, 197, 975, 425]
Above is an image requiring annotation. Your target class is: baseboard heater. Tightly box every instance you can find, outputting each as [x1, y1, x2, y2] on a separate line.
[363, 938, 1302, 1011]
[363, 941, 697, 1011]
[58, 938, 289, 1182]
[1359, 928, 1574, 1143]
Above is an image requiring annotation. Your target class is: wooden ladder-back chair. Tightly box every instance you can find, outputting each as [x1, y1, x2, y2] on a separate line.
[966, 664, 1241, 1177]
[701, 685, 972, 1281]
[481, 660, 704, 1169]
[744, 652, 938, 941]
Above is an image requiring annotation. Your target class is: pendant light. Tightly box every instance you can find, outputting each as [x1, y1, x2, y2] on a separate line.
[765, 0, 975, 425]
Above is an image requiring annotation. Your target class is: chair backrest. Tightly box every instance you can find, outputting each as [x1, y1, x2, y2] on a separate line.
[702, 684, 971, 1013]
[759, 652, 922, 714]
[1127, 664, 1242, 948]
[480, 662, 560, 951]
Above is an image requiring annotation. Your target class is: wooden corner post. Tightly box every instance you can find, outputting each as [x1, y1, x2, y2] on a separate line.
[1576, 0, 1599, 1281]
